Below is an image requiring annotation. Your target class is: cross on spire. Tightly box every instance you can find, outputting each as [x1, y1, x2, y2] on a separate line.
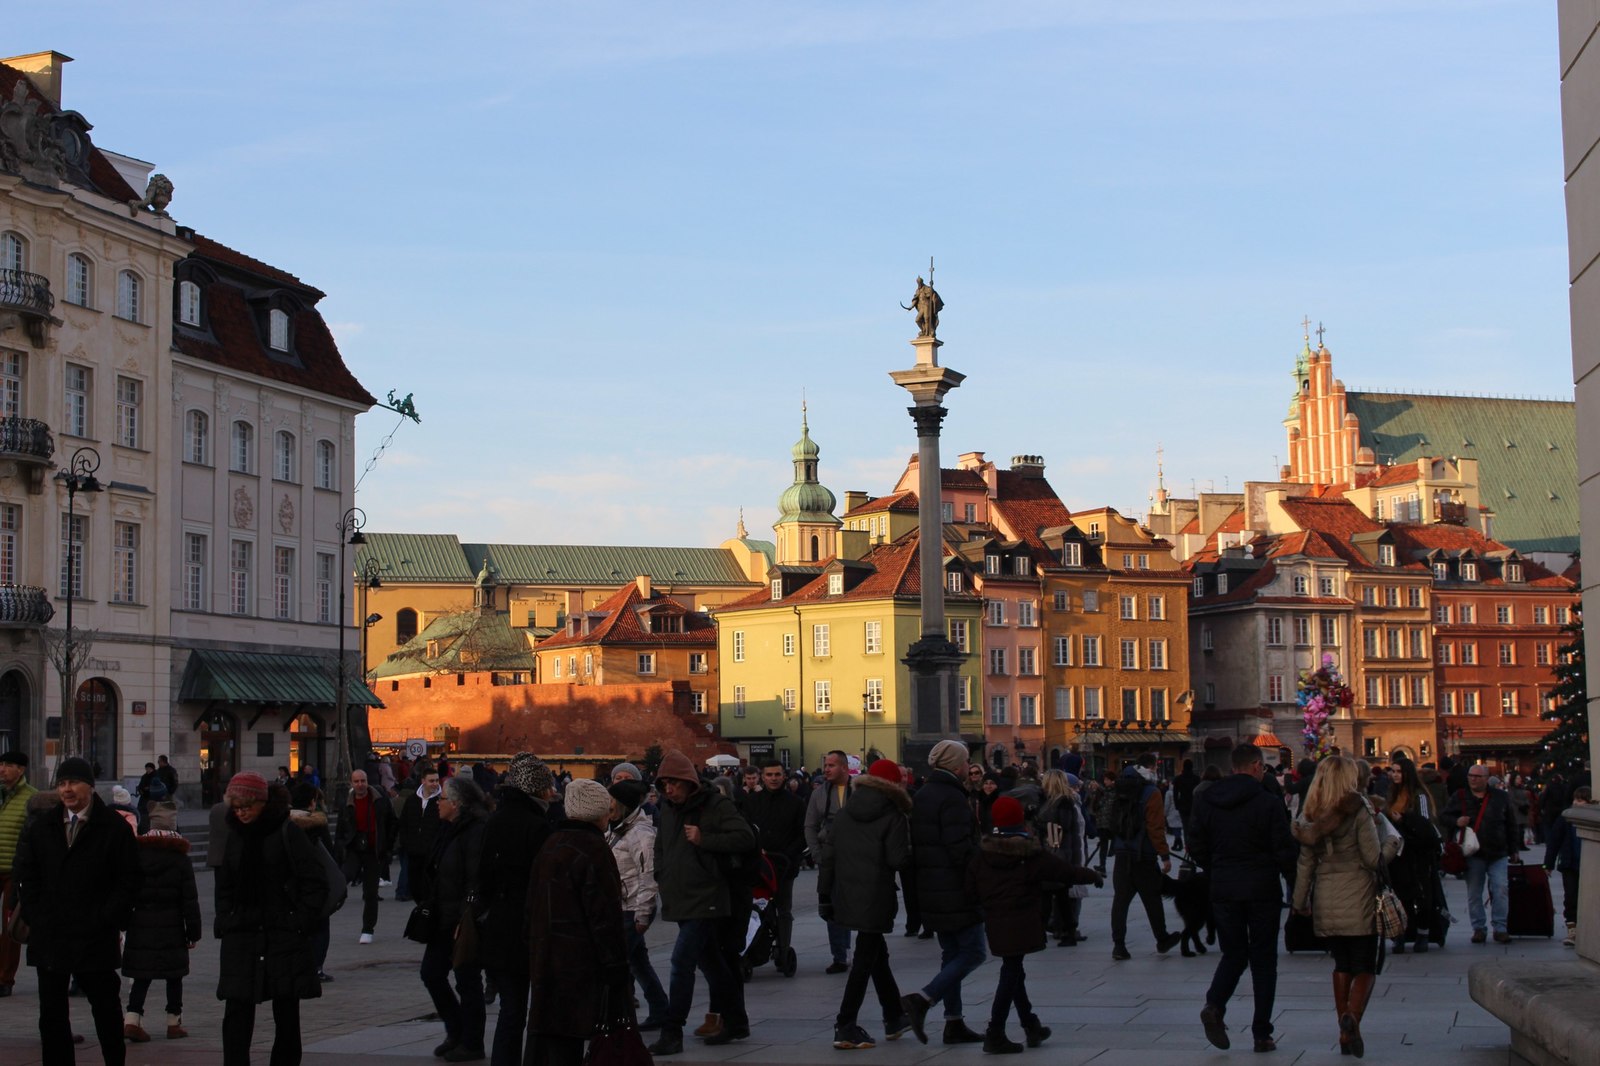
[1315, 321, 1326, 347]
[1301, 315, 1311, 342]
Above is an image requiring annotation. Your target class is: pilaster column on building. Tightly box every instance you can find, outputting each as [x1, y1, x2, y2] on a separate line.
[890, 312, 967, 758]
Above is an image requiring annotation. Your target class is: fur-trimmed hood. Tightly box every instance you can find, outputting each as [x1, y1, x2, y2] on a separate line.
[289, 808, 328, 831]
[1292, 792, 1367, 846]
[845, 771, 912, 814]
[25, 790, 61, 815]
[136, 829, 191, 854]
[978, 831, 1043, 865]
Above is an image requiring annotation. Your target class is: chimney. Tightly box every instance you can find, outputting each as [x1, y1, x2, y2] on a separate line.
[1010, 454, 1046, 478]
[635, 574, 652, 599]
[957, 451, 986, 470]
[3, 51, 73, 107]
[844, 490, 870, 515]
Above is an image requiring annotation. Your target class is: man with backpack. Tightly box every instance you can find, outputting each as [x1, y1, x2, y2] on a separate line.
[1109, 753, 1181, 960]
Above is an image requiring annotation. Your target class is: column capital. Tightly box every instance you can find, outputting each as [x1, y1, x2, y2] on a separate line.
[907, 404, 948, 438]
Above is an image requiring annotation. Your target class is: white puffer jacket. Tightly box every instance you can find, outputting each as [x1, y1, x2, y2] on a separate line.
[607, 805, 660, 927]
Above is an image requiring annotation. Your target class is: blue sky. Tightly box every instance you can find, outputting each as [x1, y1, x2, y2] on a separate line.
[13, 1, 1573, 546]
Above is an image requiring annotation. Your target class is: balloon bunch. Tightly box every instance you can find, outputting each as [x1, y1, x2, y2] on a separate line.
[1297, 652, 1353, 759]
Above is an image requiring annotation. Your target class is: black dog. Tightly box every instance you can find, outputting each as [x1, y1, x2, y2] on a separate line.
[1160, 868, 1216, 957]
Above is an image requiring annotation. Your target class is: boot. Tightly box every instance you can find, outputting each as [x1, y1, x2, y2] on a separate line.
[1020, 1014, 1051, 1048]
[123, 1012, 150, 1043]
[693, 1013, 722, 1037]
[166, 1013, 187, 1040]
[982, 1025, 1023, 1055]
[943, 1019, 985, 1044]
[647, 1027, 684, 1057]
[1344, 974, 1375, 1059]
[1332, 973, 1352, 1055]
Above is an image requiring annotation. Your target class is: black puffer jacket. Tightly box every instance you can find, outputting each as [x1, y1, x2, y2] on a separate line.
[215, 804, 326, 1003]
[967, 833, 1096, 957]
[123, 831, 201, 980]
[1187, 773, 1298, 902]
[818, 775, 910, 933]
[428, 804, 488, 930]
[476, 788, 551, 976]
[910, 769, 981, 931]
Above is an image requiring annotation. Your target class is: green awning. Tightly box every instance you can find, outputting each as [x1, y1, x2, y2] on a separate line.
[179, 649, 382, 709]
[1074, 728, 1193, 746]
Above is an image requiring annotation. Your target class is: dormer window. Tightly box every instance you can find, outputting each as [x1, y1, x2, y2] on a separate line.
[1378, 544, 1395, 566]
[178, 280, 202, 326]
[947, 571, 963, 593]
[268, 308, 290, 351]
[1433, 562, 1448, 582]
[1062, 542, 1082, 567]
[1461, 562, 1478, 582]
[1193, 576, 1204, 597]
[770, 579, 782, 600]
[828, 573, 844, 596]
[1013, 557, 1031, 576]
[985, 555, 1000, 575]
[1217, 574, 1229, 595]
[1293, 575, 1309, 596]
[1505, 563, 1523, 583]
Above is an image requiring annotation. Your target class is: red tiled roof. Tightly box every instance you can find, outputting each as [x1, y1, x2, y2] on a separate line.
[1194, 562, 1278, 606]
[845, 490, 918, 516]
[535, 583, 715, 650]
[989, 472, 1073, 553]
[941, 468, 988, 489]
[1365, 463, 1423, 488]
[0, 61, 140, 203]
[173, 237, 375, 407]
[1388, 524, 1570, 588]
[190, 233, 318, 294]
[1178, 516, 1200, 535]
[1276, 497, 1384, 540]
[719, 531, 967, 612]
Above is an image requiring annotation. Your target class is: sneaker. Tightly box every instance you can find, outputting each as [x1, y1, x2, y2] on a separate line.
[318, 971, 334, 982]
[1563, 923, 1577, 947]
[1156, 931, 1182, 954]
[379, 879, 393, 887]
[359, 932, 374, 944]
[899, 993, 929, 1044]
[833, 1023, 876, 1050]
[1200, 1003, 1229, 1050]
[1112, 943, 1132, 961]
[826, 961, 850, 975]
[884, 1016, 912, 1041]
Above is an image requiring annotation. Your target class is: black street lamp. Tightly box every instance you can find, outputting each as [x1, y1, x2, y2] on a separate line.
[54, 446, 101, 759]
[335, 507, 367, 792]
[358, 557, 385, 685]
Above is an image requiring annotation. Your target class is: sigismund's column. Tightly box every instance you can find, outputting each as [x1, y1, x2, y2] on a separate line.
[890, 272, 967, 755]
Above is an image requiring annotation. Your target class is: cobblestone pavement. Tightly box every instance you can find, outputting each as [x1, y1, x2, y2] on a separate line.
[0, 824, 1563, 1065]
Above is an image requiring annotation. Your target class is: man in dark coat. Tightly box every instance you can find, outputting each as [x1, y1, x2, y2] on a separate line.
[1109, 753, 1181, 960]
[1172, 759, 1201, 828]
[899, 739, 986, 1045]
[1443, 764, 1521, 943]
[155, 756, 179, 804]
[397, 763, 442, 902]
[335, 768, 396, 944]
[1189, 743, 1298, 1053]
[818, 759, 916, 1050]
[803, 749, 854, 972]
[646, 749, 757, 1057]
[525, 778, 629, 1066]
[741, 759, 806, 968]
[479, 753, 554, 1066]
[12, 756, 141, 1065]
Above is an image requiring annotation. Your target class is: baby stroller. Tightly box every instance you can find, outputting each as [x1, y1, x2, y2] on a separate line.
[739, 852, 797, 979]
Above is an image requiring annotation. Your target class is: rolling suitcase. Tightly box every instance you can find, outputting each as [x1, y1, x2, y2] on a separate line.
[1506, 860, 1555, 938]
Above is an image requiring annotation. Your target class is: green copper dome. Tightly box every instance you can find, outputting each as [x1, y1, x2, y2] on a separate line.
[776, 407, 839, 525]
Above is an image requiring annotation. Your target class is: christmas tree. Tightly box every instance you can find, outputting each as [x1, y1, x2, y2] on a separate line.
[1298, 652, 1354, 759]
[1539, 596, 1588, 774]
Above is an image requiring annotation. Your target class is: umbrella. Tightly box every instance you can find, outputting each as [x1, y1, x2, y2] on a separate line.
[705, 753, 741, 768]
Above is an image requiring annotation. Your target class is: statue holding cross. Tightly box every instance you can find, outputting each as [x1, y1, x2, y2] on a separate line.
[902, 258, 944, 338]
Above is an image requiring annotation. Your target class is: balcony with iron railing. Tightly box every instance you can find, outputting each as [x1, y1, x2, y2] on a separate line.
[0, 269, 56, 348]
[0, 417, 54, 493]
[0, 583, 53, 627]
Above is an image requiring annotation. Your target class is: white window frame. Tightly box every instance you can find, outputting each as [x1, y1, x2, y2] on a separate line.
[274, 545, 295, 620]
[186, 410, 209, 465]
[1120, 595, 1137, 620]
[1054, 590, 1070, 611]
[1018, 646, 1036, 676]
[0, 351, 21, 420]
[115, 376, 141, 448]
[1120, 638, 1139, 670]
[183, 532, 207, 611]
[1266, 617, 1284, 646]
[1319, 575, 1335, 597]
[989, 695, 1009, 726]
[269, 308, 290, 351]
[1083, 687, 1103, 719]
[947, 570, 963, 593]
[1293, 575, 1309, 596]
[812, 623, 830, 657]
[1063, 542, 1082, 567]
[1017, 600, 1036, 627]
[782, 688, 796, 711]
[815, 679, 832, 714]
[64, 364, 90, 438]
[866, 678, 883, 713]
[733, 630, 746, 662]
[1148, 638, 1166, 670]
[988, 647, 1007, 675]
[1019, 693, 1038, 725]
[637, 652, 656, 675]
[949, 619, 969, 652]
[316, 551, 334, 623]
[230, 539, 253, 616]
[1268, 674, 1284, 702]
[315, 440, 336, 490]
[1147, 594, 1165, 620]
[1321, 616, 1338, 645]
[987, 599, 1005, 626]
[67, 253, 92, 307]
[116, 270, 142, 322]
[231, 421, 254, 474]
[1053, 686, 1074, 720]
[828, 573, 844, 595]
[1083, 635, 1102, 666]
[1294, 616, 1311, 646]
[112, 521, 138, 604]
[782, 632, 794, 657]
[733, 686, 745, 717]
[1053, 636, 1072, 666]
[864, 619, 882, 655]
[274, 431, 297, 482]
[178, 279, 201, 325]
[688, 652, 708, 674]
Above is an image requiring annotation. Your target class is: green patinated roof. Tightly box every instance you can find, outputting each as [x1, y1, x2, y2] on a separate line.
[356, 534, 755, 587]
[464, 543, 755, 586]
[1345, 392, 1577, 555]
[371, 609, 535, 679]
[356, 533, 476, 582]
[179, 650, 381, 707]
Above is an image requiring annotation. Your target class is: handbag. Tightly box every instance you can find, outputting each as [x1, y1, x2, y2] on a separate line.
[2, 881, 25, 945]
[403, 903, 437, 944]
[584, 988, 651, 1066]
[452, 902, 479, 969]
[1441, 790, 1487, 873]
[1375, 875, 1408, 940]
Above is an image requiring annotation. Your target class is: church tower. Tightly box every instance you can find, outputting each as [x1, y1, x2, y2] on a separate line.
[773, 405, 841, 564]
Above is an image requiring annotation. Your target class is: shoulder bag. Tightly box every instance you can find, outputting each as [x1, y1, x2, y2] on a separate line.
[283, 822, 348, 919]
[583, 987, 651, 1066]
[1440, 791, 1486, 875]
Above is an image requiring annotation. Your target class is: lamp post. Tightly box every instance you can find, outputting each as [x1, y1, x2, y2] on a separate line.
[54, 446, 101, 760]
[357, 557, 385, 684]
[335, 507, 367, 795]
[861, 690, 871, 763]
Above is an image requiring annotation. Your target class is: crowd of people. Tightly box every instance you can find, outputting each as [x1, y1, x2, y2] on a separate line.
[0, 741, 1589, 1064]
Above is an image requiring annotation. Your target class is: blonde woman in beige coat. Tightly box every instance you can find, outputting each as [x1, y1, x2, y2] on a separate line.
[1290, 756, 1397, 1059]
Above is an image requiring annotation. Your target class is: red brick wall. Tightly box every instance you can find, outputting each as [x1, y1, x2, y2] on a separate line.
[369, 673, 732, 769]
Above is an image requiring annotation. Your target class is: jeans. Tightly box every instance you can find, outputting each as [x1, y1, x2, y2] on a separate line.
[826, 919, 852, 965]
[989, 955, 1033, 1030]
[1111, 852, 1171, 946]
[127, 976, 184, 1016]
[668, 918, 745, 1030]
[39, 967, 125, 1066]
[396, 851, 412, 900]
[421, 928, 486, 1050]
[921, 923, 986, 1020]
[625, 923, 669, 1021]
[223, 995, 301, 1066]
[837, 931, 902, 1028]
[1205, 897, 1281, 1040]
[1465, 856, 1510, 934]
[485, 967, 529, 1066]
[353, 850, 383, 933]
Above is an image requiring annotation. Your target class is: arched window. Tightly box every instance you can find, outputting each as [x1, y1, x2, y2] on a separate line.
[186, 410, 209, 464]
[178, 279, 202, 326]
[396, 608, 419, 644]
[268, 308, 290, 351]
[810, 534, 820, 561]
[1, 232, 27, 271]
[66, 253, 92, 306]
[231, 421, 254, 473]
[314, 439, 335, 489]
[116, 270, 142, 322]
[274, 430, 296, 482]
